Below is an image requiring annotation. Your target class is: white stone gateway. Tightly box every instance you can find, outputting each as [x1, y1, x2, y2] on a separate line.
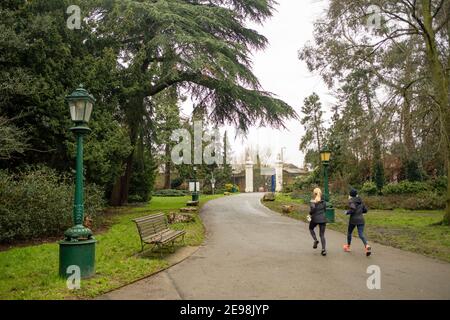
[245, 157, 254, 193]
[275, 154, 283, 192]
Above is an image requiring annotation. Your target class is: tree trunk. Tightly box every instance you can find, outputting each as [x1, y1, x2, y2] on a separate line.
[110, 109, 139, 206]
[314, 118, 321, 153]
[110, 151, 134, 206]
[446, 4, 450, 225]
[366, 81, 378, 180]
[402, 94, 415, 154]
[402, 53, 415, 155]
[446, 162, 450, 225]
[421, 0, 450, 224]
[164, 143, 171, 189]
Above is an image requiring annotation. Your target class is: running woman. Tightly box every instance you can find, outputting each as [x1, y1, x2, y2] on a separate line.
[308, 187, 327, 256]
[343, 188, 372, 256]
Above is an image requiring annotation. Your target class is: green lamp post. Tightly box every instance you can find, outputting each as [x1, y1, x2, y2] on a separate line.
[59, 85, 97, 279]
[321, 146, 335, 223]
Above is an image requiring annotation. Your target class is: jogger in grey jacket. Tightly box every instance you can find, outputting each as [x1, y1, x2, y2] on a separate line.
[344, 189, 372, 256]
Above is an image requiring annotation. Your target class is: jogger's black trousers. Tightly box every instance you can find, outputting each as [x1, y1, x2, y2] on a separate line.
[309, 222, 326, 250]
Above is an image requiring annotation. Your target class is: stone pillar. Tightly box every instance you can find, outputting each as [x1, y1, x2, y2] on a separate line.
[245, 157, 254, 193]
[275, 154, 283, 192]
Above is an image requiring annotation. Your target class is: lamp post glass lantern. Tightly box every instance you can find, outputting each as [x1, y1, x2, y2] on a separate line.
[67, 85, 95, 124]
[320, 146, 335, 223]
[59, 85, 97, 279]
[320, 148, 331, 163]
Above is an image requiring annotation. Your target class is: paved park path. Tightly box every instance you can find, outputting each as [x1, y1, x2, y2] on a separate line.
[101, 193, 450, 299]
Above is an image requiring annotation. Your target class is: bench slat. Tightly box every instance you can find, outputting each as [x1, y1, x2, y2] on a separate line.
[141, 228, 167, 238]
[143, 230, 186, 244]
[139, 222, 167, 234]
[133, 213, 165, 223]
[139, 220, 167, 231]
[143, 229, 183, 242]
[137, 217, 166, 225]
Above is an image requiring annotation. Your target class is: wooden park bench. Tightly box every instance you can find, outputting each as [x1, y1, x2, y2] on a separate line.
[180, 207, 197, 213]
[186, 200, 199, 207]
[132, 213, 186, 254]
[262, 192, 275, 201]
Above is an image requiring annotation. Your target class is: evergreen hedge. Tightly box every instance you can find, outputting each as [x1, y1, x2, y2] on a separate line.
[0, 167, 104, 243]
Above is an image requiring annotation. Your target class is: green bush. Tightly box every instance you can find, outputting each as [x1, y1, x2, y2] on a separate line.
[214, 188, 226, 194]
[0, 167, 104, 243]
[291, 190, 311, 202]
[361, 181, 378, 195]
[331, 193, 445, 210]
[430, 176, 447, 195]
[282, 185, 294, 193]
[401, 192, 446, 210]
[128, 150, 157, 203]
[170, 177, 184, 189]
[224, 183, 239, 193]
[404, 159, 423, 181]
[382, 180, 431, 195]
[293, 169, 320, 191]
[152, 189, 189, 197]
[127, 194, 146, 203]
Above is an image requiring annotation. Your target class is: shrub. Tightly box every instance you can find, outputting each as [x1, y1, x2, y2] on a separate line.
[404, 159, 423, 181]
[401, 192, 445, 210]
[330, 173, 353, 194]
[170, 177, 184, 189]
[127, 194, 145, 203]
[214, 188, 226, 194]
[372, 139, 385, 192]
[128, 151, 157, 203]
[152, 189, 189, 197]
[330, 194, 349, 208]
[291, 190, 311, 203]
[0, 167, 104, 243]
[331, 193, 445, 210]
[430, 176, 447, 195]
[361, 181, 378, 196]
[382, 181, 430, 195]
[293, 169, 320, 191]
[224, 183, 239, 193]
[282, 185, 293, 193]
[373, 161, 385, 192]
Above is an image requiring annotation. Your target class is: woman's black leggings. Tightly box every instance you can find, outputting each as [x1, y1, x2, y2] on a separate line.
[309, 222, 326, 250]
[347, 224, 368, 246]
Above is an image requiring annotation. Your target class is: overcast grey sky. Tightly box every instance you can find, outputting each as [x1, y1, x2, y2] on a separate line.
[183, 0, 336, 167]
[231, 0, 336, 167]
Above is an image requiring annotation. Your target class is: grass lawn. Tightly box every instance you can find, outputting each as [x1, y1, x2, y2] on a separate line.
[263, 194, 450, 263]
[0, 194, 222, 300]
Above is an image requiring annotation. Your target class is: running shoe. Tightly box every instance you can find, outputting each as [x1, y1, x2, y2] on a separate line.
[313, 240, 319, 249]
[365, 244, 372, 257]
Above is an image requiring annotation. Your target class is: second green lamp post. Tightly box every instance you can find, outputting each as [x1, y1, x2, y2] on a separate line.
[320, 146, 335, 223]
